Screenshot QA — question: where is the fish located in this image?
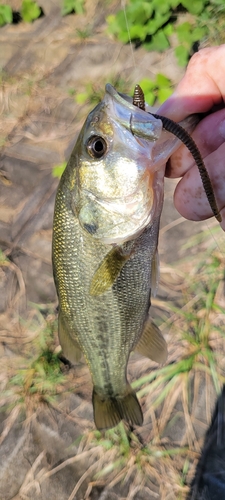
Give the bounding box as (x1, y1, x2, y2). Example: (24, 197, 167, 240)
(52, 83, 201, 430)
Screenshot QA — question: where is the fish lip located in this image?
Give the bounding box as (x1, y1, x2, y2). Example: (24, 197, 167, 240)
(105, 83, 159, 114)
(105, 83, 162, 141)
(105, 83, 142, 113)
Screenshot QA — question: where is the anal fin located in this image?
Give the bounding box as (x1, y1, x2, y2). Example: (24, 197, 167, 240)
(135, 318, 167, 364)
(58, 311, 83, 364)
(92, 384, 143, 430)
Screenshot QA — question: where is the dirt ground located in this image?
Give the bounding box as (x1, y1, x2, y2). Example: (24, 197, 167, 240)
(0, 1, 225, 499)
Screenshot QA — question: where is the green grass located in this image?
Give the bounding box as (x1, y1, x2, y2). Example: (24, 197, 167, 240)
(73, 75, 130, 106)
(0, 308, 67, 416)
(82, 224, 225, 495)
(1, 224, 224, 497)
(52, 225, 225, 497)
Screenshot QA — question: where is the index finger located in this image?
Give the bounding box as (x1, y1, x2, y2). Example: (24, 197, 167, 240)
(159, 45, 225, 122)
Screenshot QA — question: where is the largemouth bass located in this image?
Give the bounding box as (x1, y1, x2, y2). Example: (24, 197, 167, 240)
(52, 84, 200, 430)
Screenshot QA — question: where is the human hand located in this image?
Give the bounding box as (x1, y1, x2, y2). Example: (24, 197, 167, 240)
(158, 45, 225, 231)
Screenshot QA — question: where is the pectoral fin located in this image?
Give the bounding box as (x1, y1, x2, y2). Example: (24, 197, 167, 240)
(90, 247, 130, 296)
(58, 311, 82, 363)
(135, 318, 167, 364)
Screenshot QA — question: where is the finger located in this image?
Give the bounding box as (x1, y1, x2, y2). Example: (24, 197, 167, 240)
(159, 46, 225, 122)
(166, 108, 225, 178)
(174, 142, 225, 224)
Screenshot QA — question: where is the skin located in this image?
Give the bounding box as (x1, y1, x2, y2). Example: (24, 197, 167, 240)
(158, 45, 225, 231)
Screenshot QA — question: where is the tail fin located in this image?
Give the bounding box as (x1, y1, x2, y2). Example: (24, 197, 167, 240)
(92, 385, 143, 430)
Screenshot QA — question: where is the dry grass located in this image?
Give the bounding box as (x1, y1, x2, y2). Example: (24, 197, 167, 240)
(0, 7, 225, 494)
(1, 222, 224, 499)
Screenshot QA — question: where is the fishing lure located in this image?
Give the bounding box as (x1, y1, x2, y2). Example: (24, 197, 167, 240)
(133, 84, 221, 223)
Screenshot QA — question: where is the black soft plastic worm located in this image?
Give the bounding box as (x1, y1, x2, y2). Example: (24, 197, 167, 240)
(133, 84, 221, 223)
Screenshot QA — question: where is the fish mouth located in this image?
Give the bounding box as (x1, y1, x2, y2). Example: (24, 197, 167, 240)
(105, 83, 134, 109)
(105, 84, 162, 141)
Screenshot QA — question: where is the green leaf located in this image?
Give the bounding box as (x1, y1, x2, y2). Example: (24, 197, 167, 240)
(145, 30, 170, 52)
(145, 91, 156, 106)
(21, 0, 41, 23)
(146, 12, 171, 36)
(107, 11, 132, 43)
(52, 162, 67, 178)
(181, 0, 206, 15)
(128, 2, 153, 24)
(175, 45, 190, 67)
(192, 26, 207, 41)
(163, 23, 174, 36)
(168, 0, 180, 7)
(62, 0, 85, 16)
(158, 86, 173, 104)
(176, 22, 192, 44)
(138, 78, 156, 93)
(138, 78, 156, 106)
(155, 73, 171, 87)
(152, 0, 174, 14)
(75, 91, 89, 104)
(0, 5, 13, 26)
(129, 24, 148, 41)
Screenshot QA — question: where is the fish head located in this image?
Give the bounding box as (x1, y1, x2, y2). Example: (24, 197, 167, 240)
(69, 84, 185, 244)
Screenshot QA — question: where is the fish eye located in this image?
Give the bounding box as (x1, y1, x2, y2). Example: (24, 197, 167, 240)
(87, 135, 107, 159)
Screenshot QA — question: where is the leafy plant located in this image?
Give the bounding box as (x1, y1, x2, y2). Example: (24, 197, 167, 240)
(197, 0, 225, 46)
(175, 22, 206, 66)
(21, 0, 41, 22)
(62, 0, 85, 16)
(106, 0, 224, 67)
(0, 5, 12, 26)
(138, 74, 173, 106)
(2, 312, 66, 412)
